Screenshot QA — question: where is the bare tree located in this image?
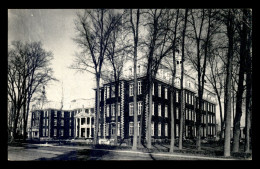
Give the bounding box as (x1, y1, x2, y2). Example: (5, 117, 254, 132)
(104, 13, 129, 145)
(142, 9, 176, 149)
(8, 41, 55, 142)
(244, 10, 252, 152)
(232, 9, 251, 153)
(223, 9, 235, 157)
(186, 9, 216, 150)
(129, 9, 141, 150)
(72, 9, 123, 145)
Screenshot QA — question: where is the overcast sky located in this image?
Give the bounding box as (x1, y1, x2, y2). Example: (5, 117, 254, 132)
(8, 9, 96, 105)
(8, 9, 246, 127)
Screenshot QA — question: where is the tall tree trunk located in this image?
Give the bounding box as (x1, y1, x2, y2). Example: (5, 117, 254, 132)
(94, 74, 101, 145)
(178, 8, 188, 150)
(224, 10, 234, 157)
(170, 88, 175, 152)
(232, 9, 248, 153)
(244, 19, 252, 153)
(132, 39, 138, 150)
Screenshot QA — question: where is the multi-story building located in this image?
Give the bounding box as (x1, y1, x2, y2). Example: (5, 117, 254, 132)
(29, 99, 95, 141)
(95, 53, 217, 144)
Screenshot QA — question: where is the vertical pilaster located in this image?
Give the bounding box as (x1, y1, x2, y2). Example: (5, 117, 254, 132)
(121, 81, 125, 138)
(79, 117, 81, 138)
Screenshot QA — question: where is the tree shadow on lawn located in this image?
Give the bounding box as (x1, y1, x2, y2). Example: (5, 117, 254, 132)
(34, 149, 112, 161)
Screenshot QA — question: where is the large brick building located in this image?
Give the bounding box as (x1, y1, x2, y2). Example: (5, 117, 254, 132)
(94, 55, 217, 144)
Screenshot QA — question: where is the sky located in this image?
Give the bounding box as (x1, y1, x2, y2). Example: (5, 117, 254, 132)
(8, 9, 96, 105)
(8, 9, 245, 127)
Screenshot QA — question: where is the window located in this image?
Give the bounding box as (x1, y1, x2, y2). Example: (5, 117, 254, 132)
(129, 103, 134, 116)
(208, 115, 210, 123)
(158, 123, 161, 136)
(54, 111, 57, 117)
(118, 85, 120, 96)
(186, 109, 188, 120)
(195, 112, 196, 122)
(61, 111, 64, 118)
(61, 119, 64, 126)
(176, 91, 179, 102)
(129, 84, 133, 96)
(158, 85, 161, 97)
(195, 126, 197, 136)
(98, 124, 101, 136)
(46, 129, 48, 136)
(176, 124, 179, 137)
(111, 85, 115, 97)
(107, 86, 110, 98)
(106, 105, 110, 117)
(151, 122, 154, 136)
(129, 122, 134, 136)
(118, 122, 120, 136)
(152, 83, 154, 95)
(165, 123, 168, 136)
(191, 110, 194, 121)
(54, 129, 57, 136)
(176, 107, 179, 119)
(152, 102, 154, 115)
(165, 105, 168, 118)
(42, 128, 45, 136)
(186, 126, 188, 137)
(106, 123, 109, 136)
(118, 104, 120, 116)
(165, 88, 168, 99)
(54, 119, 57, 126)
(60, 129, 64, 136)
(191, 95, 193, 105)
(111, 104, 115, 116)
(138, 121, 140, 136)
(87, 117, 90, 124)
(69, 129, 72, 136)
(46, 119, 49, 126)
(186, 93, 188, 103)
(138, 102, 142, 115)
(138, 81, 142, 95)
(43, 119, 45, 126)
(70, 119, 72, 126)
(204, 114, 206, 124)
(158, 104, 161, 116)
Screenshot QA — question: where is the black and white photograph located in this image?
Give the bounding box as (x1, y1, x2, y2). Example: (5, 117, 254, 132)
(7, 8, 252, 161)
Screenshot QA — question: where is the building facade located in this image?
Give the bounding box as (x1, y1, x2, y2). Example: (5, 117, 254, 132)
(94, 54, 217, 144)
(29, 99, 95, 141)
(95, 77, 217, 144)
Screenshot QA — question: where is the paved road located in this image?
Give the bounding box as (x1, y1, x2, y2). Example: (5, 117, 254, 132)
(8, 144, 239, 161)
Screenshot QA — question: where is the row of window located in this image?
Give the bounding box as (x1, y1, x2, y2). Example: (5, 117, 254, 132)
(129, 83, 169, 99)
(106, 85, 121, 99)
(129, 102, 169, 117)
(148, 122, 168, 137)
(78, 117, 94, 125)
(42, 128, 72, 137)
(105, 123, 121, 136)
(106, 104, 121, 117)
